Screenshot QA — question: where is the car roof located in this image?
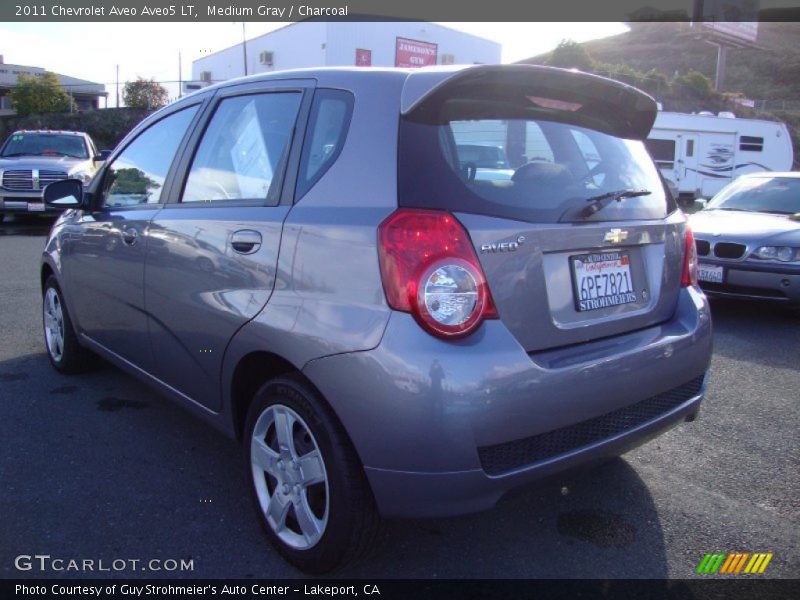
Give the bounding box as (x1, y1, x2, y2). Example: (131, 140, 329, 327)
(191, 66, 414, 96)
(11, 129, 88, 136)
(740, 171, 800, 179)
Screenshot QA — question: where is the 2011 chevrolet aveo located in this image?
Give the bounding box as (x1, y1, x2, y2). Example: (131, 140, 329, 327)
(40, 65, 713, 573)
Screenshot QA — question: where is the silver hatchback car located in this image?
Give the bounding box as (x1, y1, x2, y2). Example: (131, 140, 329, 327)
(41, 65, 713, 573)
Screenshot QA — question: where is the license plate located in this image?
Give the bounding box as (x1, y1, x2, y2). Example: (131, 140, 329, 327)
(571, 251, 637, 312)
(698, 264, 724, 283)
(27, 202, 45, 212)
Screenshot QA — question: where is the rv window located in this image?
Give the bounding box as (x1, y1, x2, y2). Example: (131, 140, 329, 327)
(686, 139, 694, 157)
(645, 138, 675, 169)
(740, 135, 763, 152)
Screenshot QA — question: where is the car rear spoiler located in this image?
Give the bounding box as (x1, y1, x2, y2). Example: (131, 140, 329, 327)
(401, 65, 658, 141)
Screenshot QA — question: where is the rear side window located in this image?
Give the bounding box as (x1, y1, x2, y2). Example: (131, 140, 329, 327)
(296, 89, 354, 199)
(182, 92, 302, 205)
(400, 114, 669, 223)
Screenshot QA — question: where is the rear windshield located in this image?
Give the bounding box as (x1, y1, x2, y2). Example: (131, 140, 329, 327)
(399, 116, 671, 223)
(1, 133, 88, 159)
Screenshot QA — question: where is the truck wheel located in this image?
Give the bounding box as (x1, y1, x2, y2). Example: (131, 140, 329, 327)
(244, 375, 381, 573)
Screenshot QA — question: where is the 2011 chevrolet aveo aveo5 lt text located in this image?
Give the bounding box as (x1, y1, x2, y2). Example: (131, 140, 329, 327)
(40, 65, 713, 573)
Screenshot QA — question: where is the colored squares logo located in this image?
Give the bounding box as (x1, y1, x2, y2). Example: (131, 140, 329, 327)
(697, 552, 773, 575)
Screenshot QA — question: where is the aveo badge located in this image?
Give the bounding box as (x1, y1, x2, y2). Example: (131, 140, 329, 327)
(481, 235, 526, 254)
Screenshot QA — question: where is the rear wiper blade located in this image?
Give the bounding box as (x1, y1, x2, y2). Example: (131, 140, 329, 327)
(580, 189, 651, 218)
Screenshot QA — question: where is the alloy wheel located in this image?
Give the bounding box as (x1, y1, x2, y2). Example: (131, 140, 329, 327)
(43, 287, 65, 362)
(250, 404, 329, 550)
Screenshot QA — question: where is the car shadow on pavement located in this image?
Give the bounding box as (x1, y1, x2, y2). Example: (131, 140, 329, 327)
(708, 297, 800, 370)
(341, 458, 668, 578)
(1, 351, 667, 579)
(0, 214, 56, 236)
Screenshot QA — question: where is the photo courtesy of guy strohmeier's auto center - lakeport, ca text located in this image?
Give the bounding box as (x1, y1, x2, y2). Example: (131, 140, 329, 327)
(0, 1, 798, 599)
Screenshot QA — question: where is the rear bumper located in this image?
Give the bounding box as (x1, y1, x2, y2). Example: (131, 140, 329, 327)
(303, 286, 713, 518)
(365, 384, 703, 518)
(698, 258, 800, 303)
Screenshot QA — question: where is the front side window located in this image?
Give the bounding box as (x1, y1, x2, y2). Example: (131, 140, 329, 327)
(182, 92, 302, 204)
(103, 106, 198, 207)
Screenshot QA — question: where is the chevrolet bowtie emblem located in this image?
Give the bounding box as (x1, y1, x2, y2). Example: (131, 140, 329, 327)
(604, 228, 629, 244)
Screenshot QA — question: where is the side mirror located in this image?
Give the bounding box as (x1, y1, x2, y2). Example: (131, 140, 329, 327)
(93, 149, 112, 163)
(43, 179, 84, 208)
(693, 198, 708, 211)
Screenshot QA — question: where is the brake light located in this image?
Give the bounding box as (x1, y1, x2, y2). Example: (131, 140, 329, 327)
(681, 225, 698, 287)
(378, 209, 497, 338)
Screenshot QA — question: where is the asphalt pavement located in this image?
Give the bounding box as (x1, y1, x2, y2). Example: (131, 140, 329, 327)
(0, 216, 797, 579)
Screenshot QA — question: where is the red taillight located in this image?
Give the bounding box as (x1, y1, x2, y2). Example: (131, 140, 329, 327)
(378, 209, 497, 338)
(681, 225, 698, 287)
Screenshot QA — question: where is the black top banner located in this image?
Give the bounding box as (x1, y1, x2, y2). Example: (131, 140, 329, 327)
(3, 0, 800, 22)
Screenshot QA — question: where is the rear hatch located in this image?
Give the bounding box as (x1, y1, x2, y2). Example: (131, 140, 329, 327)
(399, 65, 685, 353)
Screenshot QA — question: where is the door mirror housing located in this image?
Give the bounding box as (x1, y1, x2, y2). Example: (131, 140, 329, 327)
(693, 198, 708, 211)
(93, 149, 112, 163)
(43, 179, 85, 208)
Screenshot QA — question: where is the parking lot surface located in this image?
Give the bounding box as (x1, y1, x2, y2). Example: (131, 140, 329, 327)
(1, 217, 798, 579)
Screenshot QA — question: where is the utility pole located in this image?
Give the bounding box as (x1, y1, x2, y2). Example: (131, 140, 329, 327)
(115, 64, 120, 107)
(178, 51, 183, 98)
(242, 22, 248, 76)
(714, 43, 728, 92)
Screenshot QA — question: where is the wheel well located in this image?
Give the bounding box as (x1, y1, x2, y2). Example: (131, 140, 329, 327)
(230, 352, 301, 441)
(41, 263, 54, 292)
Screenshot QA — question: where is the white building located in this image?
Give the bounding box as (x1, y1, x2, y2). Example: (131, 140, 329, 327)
(189, 22, 501, 90)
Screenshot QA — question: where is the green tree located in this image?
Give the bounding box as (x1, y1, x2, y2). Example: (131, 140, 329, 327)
(673, 69, 715, 98)
(545, 40, 596, 71)
(122, 77, 169, 109)
(10, 72, 73, 117)
(110, 168, 160, 196)
(642, 69, 671, 97)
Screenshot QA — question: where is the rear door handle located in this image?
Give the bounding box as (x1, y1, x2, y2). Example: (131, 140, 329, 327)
(230, 229, 262, 254)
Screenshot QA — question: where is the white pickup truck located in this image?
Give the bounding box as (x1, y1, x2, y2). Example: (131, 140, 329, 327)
(0, 129, 109, 221)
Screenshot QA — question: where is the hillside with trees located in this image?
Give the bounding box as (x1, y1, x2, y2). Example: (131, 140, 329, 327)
(521, 22, 800, 167)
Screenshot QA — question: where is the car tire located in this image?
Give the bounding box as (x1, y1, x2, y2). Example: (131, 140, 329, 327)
(42, 275, 94, 374)
(244, 374, 381, 574)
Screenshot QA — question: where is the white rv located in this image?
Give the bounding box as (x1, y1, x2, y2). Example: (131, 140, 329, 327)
(646, 111, 794, 201)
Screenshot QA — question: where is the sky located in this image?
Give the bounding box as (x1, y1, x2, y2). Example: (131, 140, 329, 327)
(0, 22, 628, 107)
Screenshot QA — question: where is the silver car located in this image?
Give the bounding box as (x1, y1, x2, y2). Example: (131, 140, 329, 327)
(690, 172, 800, 306)
(0, 129, 107, 220)
(40, 65, 713, 573)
